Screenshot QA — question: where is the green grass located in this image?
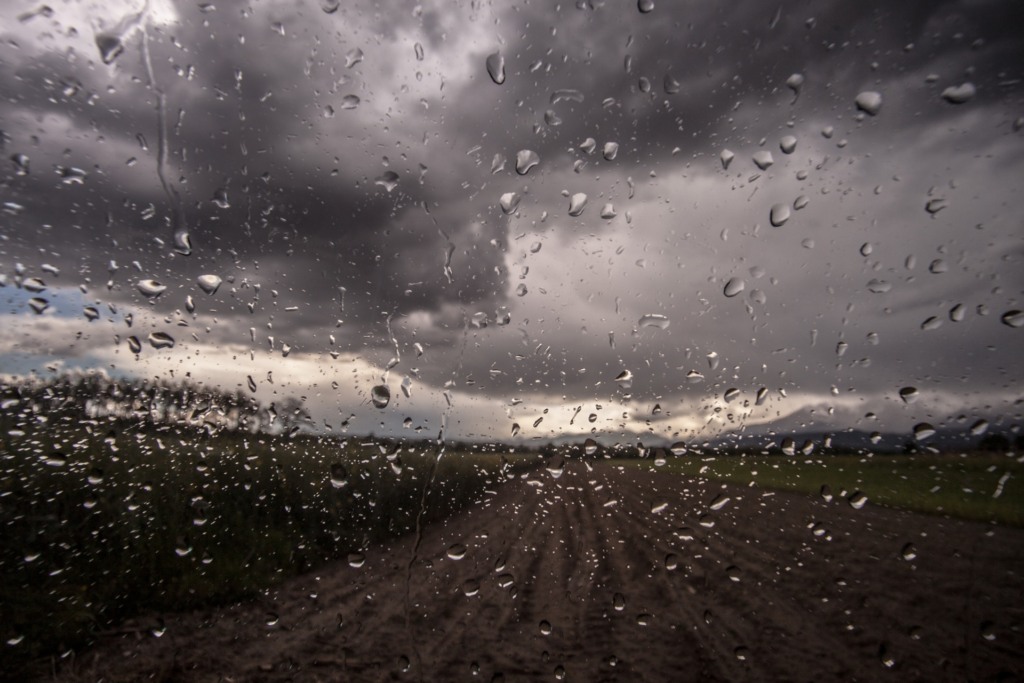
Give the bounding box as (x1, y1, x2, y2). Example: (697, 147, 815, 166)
(640, 453, 1024, 526)
(0, 416, 539, 679)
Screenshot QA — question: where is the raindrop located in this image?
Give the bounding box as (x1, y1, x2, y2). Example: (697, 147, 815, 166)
(540, 620, 553, 635)
(371, 385, 391, 409)
(612, 593, 626, 611)
(720, 149, 734, 169)
(755, 387, 768, 405)
(664, 554, 679, 570)
(1001, 310, 1023, 328)
(794, 195, 809, 210)
(345, 48, 364, 68)
(515, 150, 540, 175)
(848, 491, 868, 510)
(499, 192, 521, 214)
(127, 336, 142, 353)
(900, 543, 917, 561)
(867, 279, 891, 294)
(785, 73, 804, 95)
(614, 370, 633, 388)
(600, 203, 617, 219)
(491, 154, 506, 174)
(212, 188, 230, 208)
(330, 464, 348, 489)
(898, 387, 919, 404)
(913, 422, 936, 441)
(414, 42, 424, 61)
(568, 193, 588, 216)
(511, 423, 520, 437)
(341, 94, 360, 109)
(638, 314, 670, 330)
(546, 455, 565, 478)
(779, 135, 797, 154)
(447, 543, 467, 560)
(855, 91, 882, 116)
(11, 153, 29, 176)
(724, 388, 740, 402)
(723, 277, 745, 298)
(486, 52, 506, 85)
(148, 332, 175, 349)
(669, 442, 687, 456)
(925, 198, 947, 214)
(374, 171, 399, 192)
(579, 138, 597, 154)
(752, 150, 774, 170)
(769, 203, 790, 227)
(663, 72, 680, 94)
(949, 304, 965, 322)
(550, 89, 584, 105)
(462, 579, 480, 597)
(95, 31, 125, 65)
(638, 0, 654, 13)
(584, 438, 598, 456)
(602, 142, 619, 160)
(921, 316, 942, 331)
(197, 274, 222, 295)
(348, 552, 365, 568)
(941, 83, 976, 104)
(137, 279, 167, 298)
(321, 0, 340, 12)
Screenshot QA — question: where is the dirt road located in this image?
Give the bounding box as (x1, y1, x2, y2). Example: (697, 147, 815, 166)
(56, 461, 1024, 682)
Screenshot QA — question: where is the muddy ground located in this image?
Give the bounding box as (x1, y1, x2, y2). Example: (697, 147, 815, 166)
(50, 461, 1023, 682)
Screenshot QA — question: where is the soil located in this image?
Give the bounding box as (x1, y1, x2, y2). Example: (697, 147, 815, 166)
(52, 461, 1024, 682)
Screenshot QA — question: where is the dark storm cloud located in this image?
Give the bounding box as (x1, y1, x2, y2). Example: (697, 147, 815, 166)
(1, 0, 1021, 441)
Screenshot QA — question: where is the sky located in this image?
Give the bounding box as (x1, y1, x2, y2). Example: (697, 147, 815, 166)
(0, 0, 1022, 446)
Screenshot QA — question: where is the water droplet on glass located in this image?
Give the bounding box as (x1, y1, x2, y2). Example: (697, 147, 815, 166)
(925, 198, 947, 214)
(855, 91, 882, 116)
(345, 47, 364, 68)
(638, 314, 670, 330)
(127, 336, 142, 353)
(779, 135, 797, 154)
(11, 153, 29, 176)
(579, 138, 597, 154)
(491, 154, 506, 174)
(921, 316, 942, 331)
(375, 170, 399, 192)
(1001, 310, 1023, 328)
(723, 277, 745, 298)
(669, 442, 687, 456)
(664, 72, 680, 94)
(638, 0, 654, 12)
(329, 463, 348, 489)
(568, 193, 588, 216)
(752, 150, 774, 170)
(848, 491, 868, 510)
(447, 543, 467, 560)
(720, 149, 734, 169)
(148, 332, 175, 349)
(900, 542, 917, 561)
(539, 620, 553, 635)
(724, 387, 740, 402)
(499, 192, 521, 214)
(212, 188, 230, 209)
(321, 0, 340, 12)
(414, 42, 424, 60)
(486, 52, 505, 85)
(612, 592, 626, 611)
(137, 279, 167, 298)
(600, 203, 617, 219)
(786, 73, 804, 95)
(793, 195, 809, 210)
(941, 82, 976, 104)
(913, 422, 936, 441)
(769, 203, 790, 227)
(899, 387, 919, 404)
(371, 385, 390, 409)
(550, 89, 584, 105)
(515, 150, 539, 175)
(949, 304, 965, 322)
(341, 94, 360, 110)
(95, 31, 125, 65)
(867, 279, 891, 294)
(602, 142, 619, 160)
(614, 370, 633, 388)
(197, 274, 222, 295)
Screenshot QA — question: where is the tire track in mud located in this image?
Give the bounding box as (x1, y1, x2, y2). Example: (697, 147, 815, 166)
(57, 460, 1024, 683)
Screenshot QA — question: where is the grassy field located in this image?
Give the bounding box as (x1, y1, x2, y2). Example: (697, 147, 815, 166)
(0, 417, 539, 678)
(641, 452, 1024, 526)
